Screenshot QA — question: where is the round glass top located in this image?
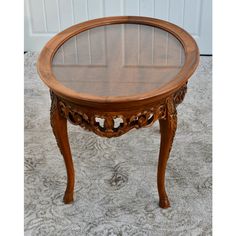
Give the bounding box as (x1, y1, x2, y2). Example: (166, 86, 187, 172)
(52, 23, 185, 97)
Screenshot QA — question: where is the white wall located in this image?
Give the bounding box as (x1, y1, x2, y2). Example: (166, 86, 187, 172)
(24, 0, 212, 54)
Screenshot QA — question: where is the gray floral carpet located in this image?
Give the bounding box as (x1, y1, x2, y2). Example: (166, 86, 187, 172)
(24, 52, 212, 236)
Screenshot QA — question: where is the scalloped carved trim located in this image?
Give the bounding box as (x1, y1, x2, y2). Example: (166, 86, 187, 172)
(51, 84, 186, 138)
(58, 100, 166, 138)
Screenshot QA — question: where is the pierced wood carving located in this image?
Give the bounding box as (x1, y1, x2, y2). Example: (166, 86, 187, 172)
(50, 84, 186, 139)
(58, 99, 166, 138)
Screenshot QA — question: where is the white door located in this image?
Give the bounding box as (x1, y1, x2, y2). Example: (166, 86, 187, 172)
(24, 0, 212, 54)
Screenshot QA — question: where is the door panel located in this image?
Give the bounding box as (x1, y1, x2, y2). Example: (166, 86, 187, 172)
(24, 0, 212, 54)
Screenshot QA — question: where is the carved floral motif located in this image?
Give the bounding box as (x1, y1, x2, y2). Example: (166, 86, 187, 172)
(58, 99, 166, 138)
(50, 84, 186, 138)
(174, 83, 187, 106)
(165, 97, 178, 153)
(50, 91, 64, 155)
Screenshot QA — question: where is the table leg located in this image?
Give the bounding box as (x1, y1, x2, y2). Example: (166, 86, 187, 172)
(50, 92, 74, 204)
(157, 98, 177, 208)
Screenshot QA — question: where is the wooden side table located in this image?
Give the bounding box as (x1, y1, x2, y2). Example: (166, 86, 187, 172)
(37, 16, 199, 208)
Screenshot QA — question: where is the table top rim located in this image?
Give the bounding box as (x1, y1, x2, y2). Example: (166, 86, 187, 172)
(37, 16, 199, 106)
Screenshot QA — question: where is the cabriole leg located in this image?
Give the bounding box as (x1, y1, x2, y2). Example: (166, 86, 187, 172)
(50, 91, 75, 204)
(157, 98, 177, 208)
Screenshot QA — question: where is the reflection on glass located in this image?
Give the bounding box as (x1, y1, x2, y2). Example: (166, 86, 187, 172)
(52, 24, 185, 97)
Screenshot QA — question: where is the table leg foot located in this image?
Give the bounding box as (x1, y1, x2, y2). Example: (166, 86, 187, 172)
(50, 91, 75, 204)
(157, 98, 177, 209)
(63, 191, 74, 204)
(159, 197, 170, 209)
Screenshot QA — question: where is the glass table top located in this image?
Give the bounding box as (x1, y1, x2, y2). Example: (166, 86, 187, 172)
(52, 23, 185, 97)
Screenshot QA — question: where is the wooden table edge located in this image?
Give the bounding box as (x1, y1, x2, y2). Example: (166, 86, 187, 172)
(37, 16, 199, 110)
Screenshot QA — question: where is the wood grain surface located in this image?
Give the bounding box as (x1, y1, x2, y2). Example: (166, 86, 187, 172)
(37, 16, 199, 208)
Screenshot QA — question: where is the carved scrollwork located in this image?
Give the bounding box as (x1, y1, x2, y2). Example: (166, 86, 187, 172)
(166, 97, 177, 153)
(50, 91, 65, 155)
(57, 99, 166, 138)
(58, 101, 90, 131)
(129, 105, 166, 128)
(173, 83, 187, 106)
(51, 83, 187, 138)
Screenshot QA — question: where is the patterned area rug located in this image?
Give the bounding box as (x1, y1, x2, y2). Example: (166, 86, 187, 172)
(24, 52, 212, 236)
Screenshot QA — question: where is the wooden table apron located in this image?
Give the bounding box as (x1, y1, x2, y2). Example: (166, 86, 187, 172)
(37, 16, 199, 209)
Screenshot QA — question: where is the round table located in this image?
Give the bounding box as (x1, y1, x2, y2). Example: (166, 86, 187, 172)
(37, 16, 199, 209)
